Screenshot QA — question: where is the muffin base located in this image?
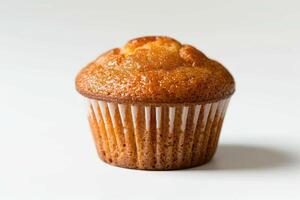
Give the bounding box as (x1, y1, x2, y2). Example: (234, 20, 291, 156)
(87, 98, 230, 170)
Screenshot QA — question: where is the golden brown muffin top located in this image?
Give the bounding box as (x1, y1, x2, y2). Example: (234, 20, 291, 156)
(76, 36, 235, 104)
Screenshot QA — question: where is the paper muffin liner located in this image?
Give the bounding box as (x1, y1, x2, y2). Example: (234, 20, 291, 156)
(87, 98, 231, 170)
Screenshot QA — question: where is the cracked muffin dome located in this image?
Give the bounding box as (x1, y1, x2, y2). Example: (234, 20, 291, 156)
(76, 36, 235, 104)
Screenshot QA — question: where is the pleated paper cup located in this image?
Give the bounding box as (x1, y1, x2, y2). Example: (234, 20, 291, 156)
(87, 98, 231, 170)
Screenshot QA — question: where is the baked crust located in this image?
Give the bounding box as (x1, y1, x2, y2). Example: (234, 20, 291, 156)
(76, 36, 235, 104)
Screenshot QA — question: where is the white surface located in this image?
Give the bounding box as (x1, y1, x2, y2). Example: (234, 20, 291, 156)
(1, 0, 300, 199)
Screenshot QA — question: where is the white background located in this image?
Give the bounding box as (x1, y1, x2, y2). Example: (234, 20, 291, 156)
(1, 0, 300, 199)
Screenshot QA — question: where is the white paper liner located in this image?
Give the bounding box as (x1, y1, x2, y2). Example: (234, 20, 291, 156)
(87, 98, 231, 170)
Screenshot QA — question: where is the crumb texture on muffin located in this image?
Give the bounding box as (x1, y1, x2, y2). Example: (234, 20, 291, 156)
(76, 36, 235, 103)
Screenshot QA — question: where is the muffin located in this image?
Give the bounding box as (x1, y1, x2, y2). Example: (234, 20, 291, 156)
(76, 36, 235, 170)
